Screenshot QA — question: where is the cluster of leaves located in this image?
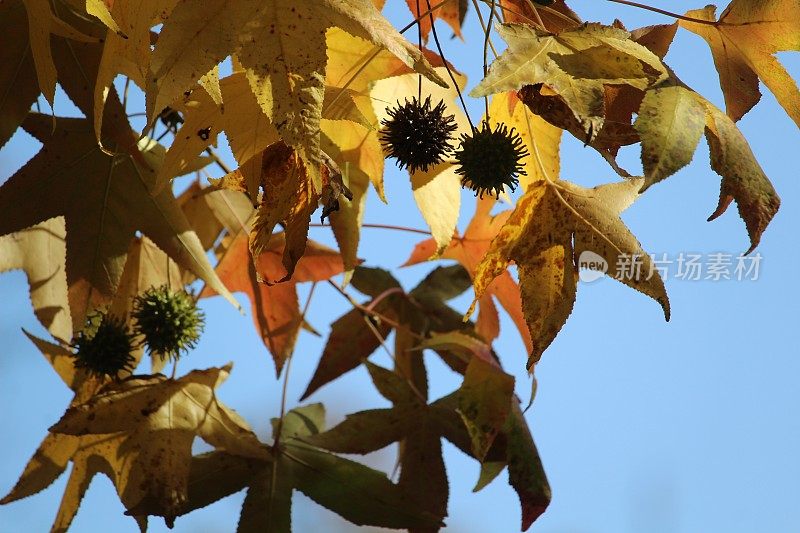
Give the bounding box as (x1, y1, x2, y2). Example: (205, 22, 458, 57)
(0, 0, 795, 530)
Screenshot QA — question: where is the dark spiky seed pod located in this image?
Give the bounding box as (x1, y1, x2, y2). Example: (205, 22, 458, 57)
(132, 286, 205, 362)
(379, 96, 457, 174)
(72, 312, 137, 378)
(454, 121, 529, 198)
(533, 0, 555, 5)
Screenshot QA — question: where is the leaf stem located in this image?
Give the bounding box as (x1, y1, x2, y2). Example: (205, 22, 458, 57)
(425, 0, 476, 130)
(274, 281, 317, 448)
(309, 222, 431, 235)
(605, 0, 717, 25)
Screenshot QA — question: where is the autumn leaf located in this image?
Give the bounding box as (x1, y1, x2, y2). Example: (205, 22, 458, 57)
(0, 1, 39, 149)
(498, 0, 581, 33)
(48, 364, 269, 527)
(308, 363, 453, 528)
(92, 0, 178, 143)
(148, 0, 446, 190)
(371, 68, 471, 252)
(513, 22, 678, 160)
(202, 231, 346, 375)
(405, 197, 533, 354)
(457, 356, 515, 460)
(472, 22, 667, 138)
(302, 265, 476, 398)
(634, 81, 780, 252)
(158, 73, 281, 192)
(177, 180, 254, 254)
(0, 217, 72, 342)
(19, 0, 94, 107)
(679, 0, 800, 126)
(404, 0, 465, 40)
(467, 178, 669, 368)
(0, 114, 238, 329)
(226, 403, 440, 532)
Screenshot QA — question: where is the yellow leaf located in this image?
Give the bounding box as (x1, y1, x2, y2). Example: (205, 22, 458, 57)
(158, 73, 280, 191)
(488, 92, 562, 190)
(371, 68, 470, 252)
(0, 217, 72, 341)
(21, 0, 94, 107)
(148, 0, 446, 192)
(48, 365, 268, 526)
(634, 85, 706, 189)
(469, 179, 669, 368)
(472, 23, 667, 136)
(680, 1, 800, 125)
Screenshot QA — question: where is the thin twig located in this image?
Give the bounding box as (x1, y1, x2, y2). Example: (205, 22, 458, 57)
(204, 146, 232, 174)
(274, 282, 317, 448)
(606, 0, 717, 25)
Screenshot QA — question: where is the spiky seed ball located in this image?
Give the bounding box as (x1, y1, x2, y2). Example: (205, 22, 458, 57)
(533, 0, 555, 5)
(72, 312, 137, 378)
(132, 286, 205, 362)
(379, 96, 457, 174)
(454, 122, 529, 198)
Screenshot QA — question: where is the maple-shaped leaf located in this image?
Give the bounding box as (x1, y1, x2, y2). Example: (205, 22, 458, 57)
(159, 73, 281, 193)
(177, 180, 254, 254)
(302, 265, 476, 398)
(679, 0, 800, 126)
(0, 332, 119, 529)
(634, 81, 780, 252)
(91, 0, 178, 142)
(230, 403, 441, 532)
(468, 178, 669, 368)
(0, 1, 39, 149)
(371, 68, 471, 252)
(19, 0, 94, 107)
(202, 231, 346, 375)
(48, 364, 269, 527)
(405, 197, 533, 354)
(307, 363, 457, 529)
(148, 0, 446, 191)
(320, 119, 375, 276)
(457, 355, 515, 460)
(0, 217, 72, 342)
(0, 113, 238, 329)
(514, 22, 678, 161)
(472, 23, 667, 139)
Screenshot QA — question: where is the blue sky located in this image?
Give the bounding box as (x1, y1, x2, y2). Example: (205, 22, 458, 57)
(2, 1, 800, 532)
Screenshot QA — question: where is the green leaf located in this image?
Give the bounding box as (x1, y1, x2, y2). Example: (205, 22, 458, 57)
(350, 266, 402, 297)
(409, 265, 472, 303)
(287, 442, 442, 529)
(457, 358, 515, 460)
(634, 84, 706, 190)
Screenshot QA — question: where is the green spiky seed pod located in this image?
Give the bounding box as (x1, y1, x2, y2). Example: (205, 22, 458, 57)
(72, 312, 137, 378)
(380, 96, 457, 174)
(454, 121, 528, 198)
(131, 286, 205, 362)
